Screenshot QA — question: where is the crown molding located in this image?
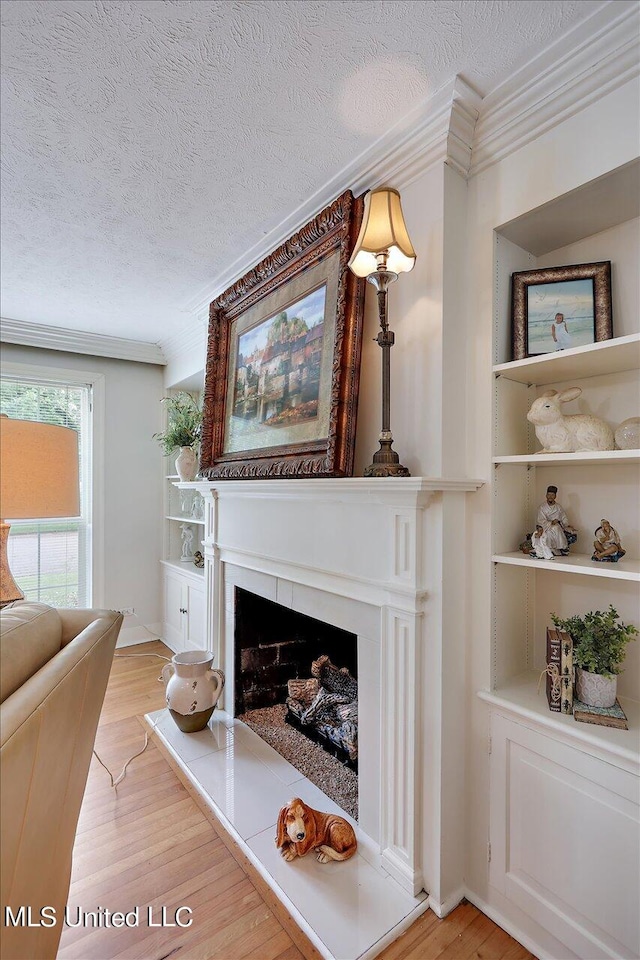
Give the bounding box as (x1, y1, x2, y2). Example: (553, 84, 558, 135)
(161, 312, 207, 363)
(470, 0, 640, 175)
(0, 317, 166, 365)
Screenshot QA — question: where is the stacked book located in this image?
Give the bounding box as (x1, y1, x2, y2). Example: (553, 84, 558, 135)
(546, 626, 573, 715)
(573, 699, 629, 729)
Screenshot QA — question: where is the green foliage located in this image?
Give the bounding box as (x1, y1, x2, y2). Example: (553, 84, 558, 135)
(551, 605, 638, 677)
(0, 382, 82, 429)
(153, 392, 202, 455)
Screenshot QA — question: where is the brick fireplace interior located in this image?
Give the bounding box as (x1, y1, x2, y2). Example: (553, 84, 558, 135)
(234, 587, 357, 714)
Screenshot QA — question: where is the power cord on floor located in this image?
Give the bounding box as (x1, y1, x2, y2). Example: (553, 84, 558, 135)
(93, 651, 171, 789)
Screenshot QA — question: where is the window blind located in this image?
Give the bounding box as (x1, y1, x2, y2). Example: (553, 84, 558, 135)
(1, 377, 92, 607)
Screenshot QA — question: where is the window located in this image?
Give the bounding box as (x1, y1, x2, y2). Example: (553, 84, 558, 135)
(0, 377, 92, 607)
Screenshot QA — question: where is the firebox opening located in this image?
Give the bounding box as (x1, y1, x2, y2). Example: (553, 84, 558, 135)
(234, 588, 358, 818)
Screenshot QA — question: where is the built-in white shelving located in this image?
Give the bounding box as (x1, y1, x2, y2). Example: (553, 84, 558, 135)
(160, 558, 204, 578)
(494, 450, 639, 466)
(479, 671, 639, 772)
(493, 551, 640, 581)
(481, 127, 639, 960)
(493, 331, 640, 384)
(489, 162, 640, 713)
(166, 515, 205, 525)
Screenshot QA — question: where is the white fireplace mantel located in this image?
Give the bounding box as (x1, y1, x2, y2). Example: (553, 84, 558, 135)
(177, 475, 483, 907)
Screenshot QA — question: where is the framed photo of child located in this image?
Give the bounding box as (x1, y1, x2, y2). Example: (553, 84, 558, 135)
(511, 260, 612, 360)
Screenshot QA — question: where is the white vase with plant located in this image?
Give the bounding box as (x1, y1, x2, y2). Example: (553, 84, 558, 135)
(153, 392, 203, 481)
(552, 606, 638, 708)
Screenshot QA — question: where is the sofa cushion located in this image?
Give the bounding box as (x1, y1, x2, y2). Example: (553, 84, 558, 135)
(0, 602, 63, 704)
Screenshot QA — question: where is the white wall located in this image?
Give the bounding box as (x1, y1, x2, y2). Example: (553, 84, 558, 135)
(1, 343, 165, 641)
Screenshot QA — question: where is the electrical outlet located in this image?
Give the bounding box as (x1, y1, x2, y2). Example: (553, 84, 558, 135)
(120, 607, 135, 616)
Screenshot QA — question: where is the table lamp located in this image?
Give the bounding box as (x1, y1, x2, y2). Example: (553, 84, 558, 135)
(0, 415, 80, 606)
(348, 187, 416, 476)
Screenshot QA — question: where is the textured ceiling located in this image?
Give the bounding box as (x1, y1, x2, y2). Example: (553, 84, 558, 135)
(1, 0, 605, 346)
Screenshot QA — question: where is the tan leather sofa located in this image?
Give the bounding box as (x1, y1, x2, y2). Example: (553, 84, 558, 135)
(0, 602, 122, 960)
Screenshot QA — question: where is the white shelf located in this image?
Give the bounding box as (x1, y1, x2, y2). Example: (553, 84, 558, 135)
(493, 551, 640, 581)
(494, 450, 640, 466)
(478, 671, 639, 774)
(166, 515, 205, 525)
(493, 333, 640, 385)
(165, 474, 179, 480)
(160, 559, 205, 578)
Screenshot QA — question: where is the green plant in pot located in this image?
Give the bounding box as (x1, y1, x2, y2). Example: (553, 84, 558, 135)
(153, 392, 203, 481)
(552, 606, 638, 708)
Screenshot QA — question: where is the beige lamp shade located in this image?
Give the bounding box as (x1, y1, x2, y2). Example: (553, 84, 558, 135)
(0, 416, 80, 519)
(348, 187, 417, 278)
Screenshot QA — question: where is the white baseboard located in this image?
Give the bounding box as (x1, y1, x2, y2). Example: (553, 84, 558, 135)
(463, 889, 573, 960)
(427, 886, 466, 919)
(116, 622, 161, 648)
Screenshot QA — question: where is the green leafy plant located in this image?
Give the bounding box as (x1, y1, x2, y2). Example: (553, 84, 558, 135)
(153, 392, 202, 455)
(551, 605, 638, 677)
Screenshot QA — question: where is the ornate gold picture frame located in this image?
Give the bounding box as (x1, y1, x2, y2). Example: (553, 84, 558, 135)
(200, 190, 365, 479)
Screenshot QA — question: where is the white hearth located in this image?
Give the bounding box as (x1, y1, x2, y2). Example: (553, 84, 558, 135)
(146, 706, 429, 960)
(178, 477, 482, 911)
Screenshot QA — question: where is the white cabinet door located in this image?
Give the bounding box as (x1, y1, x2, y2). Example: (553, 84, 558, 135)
(163, 568, 185, 652)
(185, 582, 206, 650)
(490, 712, 640, 960)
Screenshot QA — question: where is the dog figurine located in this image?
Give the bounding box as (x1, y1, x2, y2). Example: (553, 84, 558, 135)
(275, 798, 357, 864)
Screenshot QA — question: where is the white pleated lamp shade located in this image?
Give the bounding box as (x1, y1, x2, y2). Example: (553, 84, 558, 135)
(348, 188, 416, 278)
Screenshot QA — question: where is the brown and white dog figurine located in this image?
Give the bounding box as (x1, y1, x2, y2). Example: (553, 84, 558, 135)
(276, 798, 357, 864)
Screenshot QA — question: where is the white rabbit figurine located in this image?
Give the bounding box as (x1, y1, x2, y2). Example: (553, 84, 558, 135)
(527, 387, 614, 453)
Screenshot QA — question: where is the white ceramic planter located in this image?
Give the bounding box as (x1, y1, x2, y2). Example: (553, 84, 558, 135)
(175, 446, 198, 481)
(575, 667, 617, 708)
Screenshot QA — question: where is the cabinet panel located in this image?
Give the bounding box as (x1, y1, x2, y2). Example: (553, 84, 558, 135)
(185, 583, 206, 649)
(163, 569, 185, 652)
(162, 566, 206, 653)
(490, 713, 640, 959)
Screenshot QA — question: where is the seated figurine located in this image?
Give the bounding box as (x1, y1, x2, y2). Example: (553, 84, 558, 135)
(536, 486, 578, 556)
(530, 524, 555, 560)
(592, 519, 626, 562)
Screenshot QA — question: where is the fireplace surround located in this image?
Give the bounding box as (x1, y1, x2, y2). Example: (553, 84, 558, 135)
(179, 476, 482, 908)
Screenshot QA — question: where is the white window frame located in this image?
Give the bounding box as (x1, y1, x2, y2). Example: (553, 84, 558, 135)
(0, 360, 106, 607)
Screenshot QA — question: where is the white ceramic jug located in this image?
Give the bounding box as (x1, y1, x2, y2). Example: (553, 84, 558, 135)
(161, 651, 225, 732)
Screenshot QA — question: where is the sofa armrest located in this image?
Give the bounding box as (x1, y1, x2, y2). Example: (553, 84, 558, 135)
(1, 612, 122, 746)
(57, 607, 121, 647)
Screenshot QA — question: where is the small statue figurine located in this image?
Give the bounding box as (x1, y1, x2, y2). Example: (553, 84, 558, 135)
(536, 486, 578, 556)
(276, 798, 357, 864)
(530, 524, 555, 560)
(190, 494, 204, 520)
(179, 523, 195, 562)
(592, 519, 626, 562)
(193, 550, 204, 568)
(518, 532, 533, 555)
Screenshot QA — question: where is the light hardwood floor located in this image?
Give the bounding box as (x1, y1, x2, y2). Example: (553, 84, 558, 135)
(58, 641, 534, 960)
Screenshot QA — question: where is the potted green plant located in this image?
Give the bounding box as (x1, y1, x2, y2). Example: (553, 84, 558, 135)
(153, 392, 203, 481)
(552, 606, 638, 708)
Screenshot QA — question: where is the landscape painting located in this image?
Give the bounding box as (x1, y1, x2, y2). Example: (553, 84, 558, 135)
(232, 284, 327, 429)
(200, 189, 365, 479)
